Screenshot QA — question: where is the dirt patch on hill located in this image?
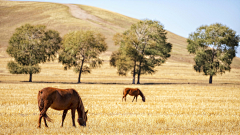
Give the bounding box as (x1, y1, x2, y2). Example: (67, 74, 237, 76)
(65, 4, 122, 33)
(66, 4, 102, 21)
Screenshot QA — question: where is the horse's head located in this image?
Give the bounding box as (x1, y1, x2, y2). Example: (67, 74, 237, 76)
(142, 97, 145, 102)
(78, 110, 88, 126)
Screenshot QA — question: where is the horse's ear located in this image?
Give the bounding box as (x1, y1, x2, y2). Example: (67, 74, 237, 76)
(85, 110, 88, 114)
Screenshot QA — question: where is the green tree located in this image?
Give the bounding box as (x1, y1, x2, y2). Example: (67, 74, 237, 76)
(187, 23, 239, 84)
(6, 24, 62, 82)
(110, 20, 172, 84)
(59, 30, 107, 83)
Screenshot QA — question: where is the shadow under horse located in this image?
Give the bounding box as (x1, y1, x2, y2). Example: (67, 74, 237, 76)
(37, 87, 88, 128)
(122, 88, 145, 102)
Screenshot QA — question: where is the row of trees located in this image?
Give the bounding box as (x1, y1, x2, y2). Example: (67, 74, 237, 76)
(6, 20, 239, 84)
(7, 24, 107, 83)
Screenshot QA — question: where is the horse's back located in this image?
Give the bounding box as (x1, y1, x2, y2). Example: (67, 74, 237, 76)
(38, 87, 80, 110)
(124, 88, 139, 96)
(39, 87, 77, 98)
(124, 88, 138, 92)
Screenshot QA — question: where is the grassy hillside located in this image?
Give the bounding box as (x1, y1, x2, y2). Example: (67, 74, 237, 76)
(0, 1, 137, 53)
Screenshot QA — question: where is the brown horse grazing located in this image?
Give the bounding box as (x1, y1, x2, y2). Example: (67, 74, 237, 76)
(122, 88, 145, 102)
(37, 87, 88, 128)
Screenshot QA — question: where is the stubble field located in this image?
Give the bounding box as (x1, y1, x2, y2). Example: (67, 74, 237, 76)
(0, 56, 240, 134)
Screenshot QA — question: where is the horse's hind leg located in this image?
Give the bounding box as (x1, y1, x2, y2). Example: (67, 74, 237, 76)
(38, 113, 48, 128)
(122, 96, 126, 102)
(38, 104, 45, 128)
(44, 118, 48, 127)
(61, 109, 68, 127)
(38, 101, 52, 128)
(38, 115, 43, 128)
(38, 99, 44, 128)
(38, 112, 49, 128)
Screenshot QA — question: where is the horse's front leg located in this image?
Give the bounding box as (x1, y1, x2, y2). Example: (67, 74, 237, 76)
(132, 96, 136, 102)
(61, 109, 68, 127)
(136, 96, 138, 102)
(71, 109, 76, 127)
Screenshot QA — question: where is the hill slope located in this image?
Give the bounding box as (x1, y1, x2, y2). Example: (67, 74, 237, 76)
(0, 1, 239, 68)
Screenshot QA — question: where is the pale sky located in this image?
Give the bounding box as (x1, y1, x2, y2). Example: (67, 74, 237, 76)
(13, 0, 240, 57)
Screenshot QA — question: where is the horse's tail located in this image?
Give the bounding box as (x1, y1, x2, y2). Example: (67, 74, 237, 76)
(122, 89, 124, 102)
(122, 88, 129, 102)
(43, 114, 52, 122)
(122, 88, 127, 101)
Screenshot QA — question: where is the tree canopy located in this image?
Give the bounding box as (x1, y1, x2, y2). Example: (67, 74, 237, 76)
(59, 30, 107, 83)
(110, 19, 172, 84)
(187, 23, 239, 84)
(6, 24, 62, 82)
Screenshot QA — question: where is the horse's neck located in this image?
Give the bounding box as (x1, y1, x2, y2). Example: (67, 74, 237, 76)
(77, 107, 83, 118)
(139, 90, 144, 98)
(77, 100, 85, 119)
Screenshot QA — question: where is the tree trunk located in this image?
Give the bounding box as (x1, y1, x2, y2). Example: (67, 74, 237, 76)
(137, 73, 141, 84)
(137, 39, 146, 84)
(29, 73, 32, 82)
(137, 61, 142, 84)
(132, 73, 135, 84)
(78, 71, 82, 83)
(78, 59, 84, 83)
(209, 75, 213, 84)
(132, 61, 136, 84)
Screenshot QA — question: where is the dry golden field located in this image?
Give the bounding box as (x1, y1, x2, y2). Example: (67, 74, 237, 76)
(0, 56, 240, 134)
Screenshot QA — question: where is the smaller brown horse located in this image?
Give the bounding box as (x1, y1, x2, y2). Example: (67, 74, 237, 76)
(122, 88, 145, 102)
(37, 87, 88, 128)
